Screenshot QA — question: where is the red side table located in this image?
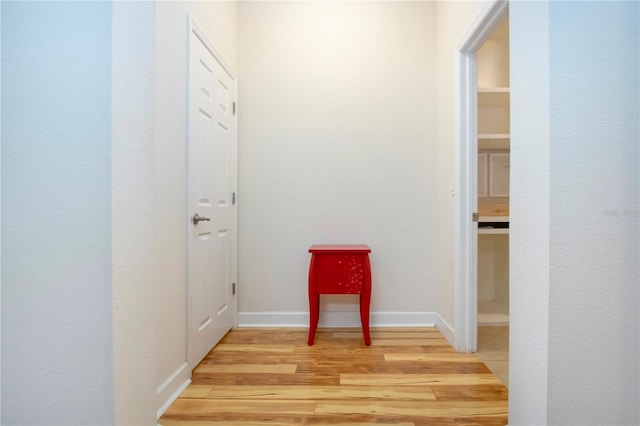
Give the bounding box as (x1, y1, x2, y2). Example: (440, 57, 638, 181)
(307, 244, 372, 346)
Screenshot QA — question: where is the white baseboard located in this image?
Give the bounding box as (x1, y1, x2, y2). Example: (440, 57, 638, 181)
(435, 312, 455, 346)
(238, 311, 436, 328)
(156, 362, 190, 420)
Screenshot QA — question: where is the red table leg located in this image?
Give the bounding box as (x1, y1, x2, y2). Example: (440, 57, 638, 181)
(308, 254, 319, 345)
(360, 255, 372, 346)
(308, 293, 319, 345)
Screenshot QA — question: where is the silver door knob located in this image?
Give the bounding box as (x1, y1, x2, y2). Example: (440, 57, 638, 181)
(192, 213, 211, 225)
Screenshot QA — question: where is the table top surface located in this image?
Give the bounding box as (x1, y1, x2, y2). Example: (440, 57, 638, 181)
(309, 244, 371, 253)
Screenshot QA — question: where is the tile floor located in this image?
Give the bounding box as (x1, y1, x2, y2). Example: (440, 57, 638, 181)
(476, 326, 509, 386)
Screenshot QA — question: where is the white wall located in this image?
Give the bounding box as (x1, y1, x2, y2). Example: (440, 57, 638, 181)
(237, 1, 437, 325)
(510, 1, 640, 424)
(1, 2, 114, 423)
(434, 1, 489, 334)
(3, 1, 237, 422)
(546, 2, 639, 423)
(112, 2, 157, 424)
(509, 2, 550, 421)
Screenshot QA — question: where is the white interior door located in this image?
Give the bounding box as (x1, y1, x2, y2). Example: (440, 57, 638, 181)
(187, 20, 237, 369)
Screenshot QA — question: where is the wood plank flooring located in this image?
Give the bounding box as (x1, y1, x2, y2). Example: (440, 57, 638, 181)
(159, 328, 508, 425)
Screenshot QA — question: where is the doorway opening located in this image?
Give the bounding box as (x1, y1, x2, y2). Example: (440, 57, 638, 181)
(453, 0, 508, 358)
(475, 15, 510, 386)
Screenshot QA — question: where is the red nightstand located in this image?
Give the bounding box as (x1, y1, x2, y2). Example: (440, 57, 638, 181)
(307, 244, 372, 346)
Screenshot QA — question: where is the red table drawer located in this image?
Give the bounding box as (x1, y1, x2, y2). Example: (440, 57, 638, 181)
(316, 254, 364, 274)
(316, 274, 363, 294)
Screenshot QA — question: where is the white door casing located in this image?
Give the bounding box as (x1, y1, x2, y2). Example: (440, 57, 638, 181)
(187, 15, 238, 369)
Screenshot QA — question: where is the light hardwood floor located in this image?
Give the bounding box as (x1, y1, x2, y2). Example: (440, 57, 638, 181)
(159, 327, 508, 425)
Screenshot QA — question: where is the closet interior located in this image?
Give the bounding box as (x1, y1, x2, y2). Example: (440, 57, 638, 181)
(477, 18, 510, 327)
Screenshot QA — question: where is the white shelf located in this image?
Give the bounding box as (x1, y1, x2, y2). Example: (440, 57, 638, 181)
(478, 88, 510, 108)
(479, 133, 510, 138)
(479, 87, 510, 92)
(478, 133, 510, 150)
(479, 215, 509, 222)
(479, 207, 509, 233)
(478, 228, 509, 235)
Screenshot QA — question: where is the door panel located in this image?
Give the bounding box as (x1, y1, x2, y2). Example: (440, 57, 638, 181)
(188, 27, 236, 369)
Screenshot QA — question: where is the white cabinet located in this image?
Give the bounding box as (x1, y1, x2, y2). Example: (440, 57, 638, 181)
(489, 153, 510, 197)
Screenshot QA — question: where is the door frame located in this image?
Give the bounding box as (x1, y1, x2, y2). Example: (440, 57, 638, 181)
(454, 0, 508, 352)
(186, 14, 239, 367)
